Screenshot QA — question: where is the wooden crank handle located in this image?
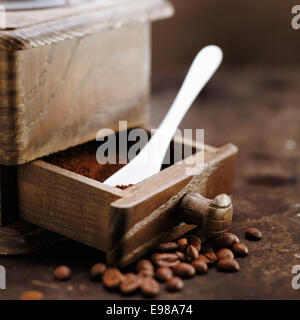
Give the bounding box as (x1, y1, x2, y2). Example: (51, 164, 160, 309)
(178, 193, 233, 238)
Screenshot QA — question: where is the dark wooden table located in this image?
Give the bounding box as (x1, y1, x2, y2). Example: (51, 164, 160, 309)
(0, 66, 299, 299)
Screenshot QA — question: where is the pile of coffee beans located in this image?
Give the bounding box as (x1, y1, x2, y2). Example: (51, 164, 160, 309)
(19, 227, 262, 299)
(90, 227, 261, 298)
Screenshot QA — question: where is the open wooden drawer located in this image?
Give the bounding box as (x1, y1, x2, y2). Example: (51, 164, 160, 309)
(17, 130, 238, 266)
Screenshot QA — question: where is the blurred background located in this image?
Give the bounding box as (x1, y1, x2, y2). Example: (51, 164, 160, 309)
(150, 0, 300, 204)
(153, 0, 299, 72)
(150, 0, 300, 150)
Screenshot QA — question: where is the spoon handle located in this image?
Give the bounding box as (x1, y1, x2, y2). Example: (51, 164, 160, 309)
(104, 46, 223, 186)
(149, 45, 223, 165)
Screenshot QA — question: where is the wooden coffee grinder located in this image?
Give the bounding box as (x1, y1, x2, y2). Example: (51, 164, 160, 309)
(0, 0, 238, 266)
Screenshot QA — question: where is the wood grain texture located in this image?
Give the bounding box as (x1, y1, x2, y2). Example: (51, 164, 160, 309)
(0, 50, 24, 161)
(17, 160, 131, 251)
(0, 0, 173, 165)
(0, 22, 151, 165)
(0, 0, 173, 49)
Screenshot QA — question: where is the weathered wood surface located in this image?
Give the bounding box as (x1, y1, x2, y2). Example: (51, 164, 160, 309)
(0, 23, 151, 165)
(0, 0, 173, 49)
(18, 160, 129, 252)
(0, 66, 299, 299)
(0, 0, 173, 165)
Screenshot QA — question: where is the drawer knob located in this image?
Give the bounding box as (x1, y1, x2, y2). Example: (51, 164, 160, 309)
(179, 193, 233, 238)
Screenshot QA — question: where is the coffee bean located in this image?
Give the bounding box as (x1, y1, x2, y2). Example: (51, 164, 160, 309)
(102, 267, 124, 289)
(166, 276, 184, 292)
(197, 253, 217, 267)
(191, 259, 208, 274)
(54, 265, 72, 281)
(151, 253, 179, 268)
(217, 258, 240, 272)
(173, 262, 196, 278)
(175, 251, 186, 261)
(155, 267, 173, 282)
(177, 238, 188, 252)
(120, 273, 141, 295)
(200, 240, 215, 253)
(187, 235, 201, 252)
(157, 242, 178, 252)
(185, 245, 199, 262)
(141, 277, 160, 297)
(232, 242, 248, 257)
(224, 232, 240, 243)
(136, 259, 154, 277)
(245, 228, 262, 241)
(216, 248, 234, 260)
(204, 252, 218, 266)
(214, 233, 238, 249)
(90, 263, 106, 282)
(20, 290, 44, 300)
(197, 254, 210, 264)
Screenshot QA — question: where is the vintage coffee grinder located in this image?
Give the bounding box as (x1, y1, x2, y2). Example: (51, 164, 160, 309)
(0, 0, 237, 266)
